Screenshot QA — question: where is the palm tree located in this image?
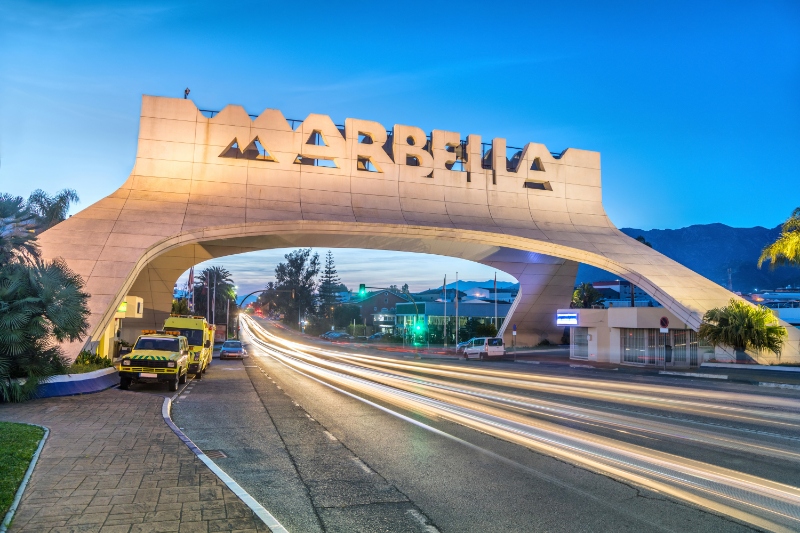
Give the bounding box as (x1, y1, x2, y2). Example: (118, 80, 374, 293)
(571, 282, 605, 308)
(26, 189, 80, 232)
(747, 208, 797, 363)
(758, 207, 800, 270)
(0, 258, 90, 401)
(698, 298, 787, 363)
(0, 194, 38, 264)
(192, 266, 236, 320)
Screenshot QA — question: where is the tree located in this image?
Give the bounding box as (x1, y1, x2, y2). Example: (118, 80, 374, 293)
(758, 207, 800, 270)
(172, 298, 189, 315)
(256, 281, 279, 314)
(0, 194, 38, 264)
(401, 283, 409, 293)
(0, 190, 91, 402)
(636, 235, 653, 248)
(318, 250, 341, 315)
(26, 189, 80, 232)
(0, 259, 90, 402)
(192, 266, 237, 326)
(274, 249, 320, 328)
(698, 298, 787, 363)
(571, 282, 605, 308)
(333, 304, 361, 328)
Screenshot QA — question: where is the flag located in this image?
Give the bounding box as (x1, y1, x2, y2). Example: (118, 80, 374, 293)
(187, 267, 194, 312)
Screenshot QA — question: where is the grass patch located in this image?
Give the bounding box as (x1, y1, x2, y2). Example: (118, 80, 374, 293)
(65, 363, 112, 375)
(0, 422, 45, 518)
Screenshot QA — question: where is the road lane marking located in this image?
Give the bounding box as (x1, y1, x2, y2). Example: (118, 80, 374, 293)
(406, 509, 440, 533)
(162, 398, 289, 533)
(323, 430, 337, 441)
(241, 317, 800, 532)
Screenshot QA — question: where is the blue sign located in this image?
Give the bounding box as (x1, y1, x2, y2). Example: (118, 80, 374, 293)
(556, 312, 578, 326)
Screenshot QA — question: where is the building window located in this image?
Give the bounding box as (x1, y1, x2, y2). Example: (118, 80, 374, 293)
(374, 306, 377, 311)
(571, 328, 589, 360)
(621, 328, 646, 364)
(673, 330, 687, 363)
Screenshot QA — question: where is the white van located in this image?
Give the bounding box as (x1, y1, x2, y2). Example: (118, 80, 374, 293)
(460, 337, 505, 360)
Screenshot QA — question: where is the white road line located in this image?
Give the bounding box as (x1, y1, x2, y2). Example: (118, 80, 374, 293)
(323, 430, 338, 441)
(162, 398, 289, 533)
(350, 457, 375, 475)
(406, 509, 440, 533)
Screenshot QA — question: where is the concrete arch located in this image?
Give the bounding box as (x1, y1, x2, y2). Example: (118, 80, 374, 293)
(38, 96, 800, 361)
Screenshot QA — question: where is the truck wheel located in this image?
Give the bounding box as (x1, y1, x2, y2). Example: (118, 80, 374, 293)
(179, 371, 187, 385)
(169, 378, 178, 392)
(120, 376, 131, 390)
(480, 352, 486, 361)
(196, 370, 203, 380)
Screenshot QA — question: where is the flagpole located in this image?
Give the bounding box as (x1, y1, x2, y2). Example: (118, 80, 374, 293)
(455, 272, 459, 348)
(443, 274, 447, 348)
(494, 272, 498, 331)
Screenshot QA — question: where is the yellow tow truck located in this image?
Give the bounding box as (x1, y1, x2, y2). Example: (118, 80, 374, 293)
(163, 315, 215, 379)
(119, 331, 190, 392)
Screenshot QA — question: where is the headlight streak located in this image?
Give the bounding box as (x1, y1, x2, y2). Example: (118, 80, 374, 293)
(240, 316, 800, 532)
(250, 320, 800, 429)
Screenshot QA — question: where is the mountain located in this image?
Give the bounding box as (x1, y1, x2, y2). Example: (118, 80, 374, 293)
(577, 224, 800, 293)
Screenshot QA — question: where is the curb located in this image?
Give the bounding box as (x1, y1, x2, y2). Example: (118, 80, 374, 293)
(36, 367, 119, 398)
(1, 424, 49, 533)
(758, 382, 800, 390)
(160, 398, 289, 533)
(659, 371, 728, 380)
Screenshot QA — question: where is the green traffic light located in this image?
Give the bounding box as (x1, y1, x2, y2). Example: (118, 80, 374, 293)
(358, 283, 366, 296)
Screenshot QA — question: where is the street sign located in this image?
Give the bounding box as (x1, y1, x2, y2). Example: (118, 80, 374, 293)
(660, 316, 669, 333)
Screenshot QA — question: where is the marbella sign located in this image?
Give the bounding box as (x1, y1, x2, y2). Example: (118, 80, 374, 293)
(216, 112, 557, 190)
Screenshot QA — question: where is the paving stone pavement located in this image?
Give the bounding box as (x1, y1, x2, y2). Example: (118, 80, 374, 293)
(0, 388, 270, 533)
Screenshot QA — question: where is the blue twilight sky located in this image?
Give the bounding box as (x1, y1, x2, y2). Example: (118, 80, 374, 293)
(1, 1, 798, 296)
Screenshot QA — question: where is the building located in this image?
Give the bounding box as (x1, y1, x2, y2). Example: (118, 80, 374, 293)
(747, 290, 800, 327)
(591, 280, 659, 308)
(371, 308, 396, 333)
(396, 301, 511, 344)
(411, 288, 467, 303)
(560, 307, 710, 367)
(349, 290, 410, 327)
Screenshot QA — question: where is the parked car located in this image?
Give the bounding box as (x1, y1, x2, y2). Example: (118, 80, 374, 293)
(320, 331, 354, 341)
(219, 340, 248, 360)
(460, 337, 505, 360)
(367, 332, 385, 341)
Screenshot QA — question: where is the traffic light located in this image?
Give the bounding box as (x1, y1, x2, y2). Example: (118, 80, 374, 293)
(358, 284, 366, 297)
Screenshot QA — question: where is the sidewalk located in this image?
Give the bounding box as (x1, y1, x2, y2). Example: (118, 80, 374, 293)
(0, 389, 269, 533)
(511, 351, 800, 386)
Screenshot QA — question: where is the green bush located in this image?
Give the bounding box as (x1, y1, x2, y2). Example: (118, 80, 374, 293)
(74, 350, 110, 367)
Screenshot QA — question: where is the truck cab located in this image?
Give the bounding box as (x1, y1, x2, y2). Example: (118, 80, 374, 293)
(163, 315, 215, 379)
(119, 331, 190, 391)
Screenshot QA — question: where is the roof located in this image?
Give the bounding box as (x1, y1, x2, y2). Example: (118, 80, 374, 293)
(350, 289, 410, 305)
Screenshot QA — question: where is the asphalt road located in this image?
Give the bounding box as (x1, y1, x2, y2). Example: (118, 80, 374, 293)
(167, 318, 800, 532)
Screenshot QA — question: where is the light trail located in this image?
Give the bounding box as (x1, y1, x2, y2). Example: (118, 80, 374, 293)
(240, 315, 800, 532)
